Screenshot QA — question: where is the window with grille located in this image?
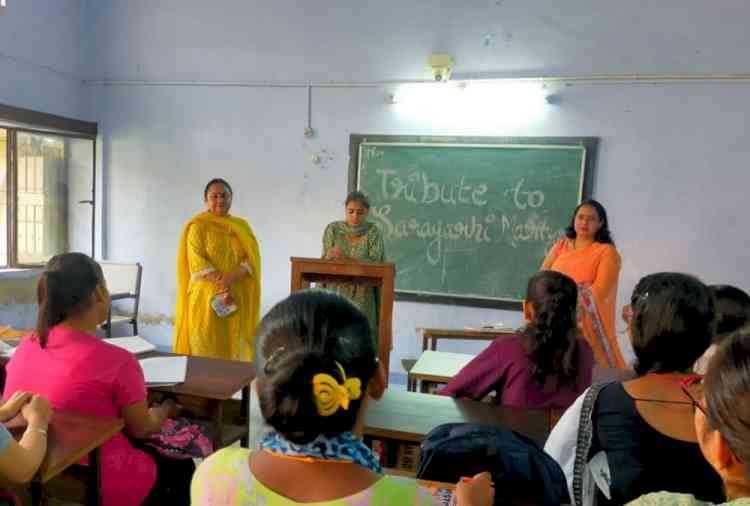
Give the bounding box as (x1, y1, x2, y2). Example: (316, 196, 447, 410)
(0, 125, 95, 267)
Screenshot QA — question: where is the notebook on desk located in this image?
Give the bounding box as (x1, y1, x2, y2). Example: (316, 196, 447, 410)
(139, 356, 187, 386)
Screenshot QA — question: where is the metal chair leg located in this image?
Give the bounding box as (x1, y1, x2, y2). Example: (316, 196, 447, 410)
(30, 481, 44, 506)
(89, 448, 102, 506)
(105, 308, 112, 338)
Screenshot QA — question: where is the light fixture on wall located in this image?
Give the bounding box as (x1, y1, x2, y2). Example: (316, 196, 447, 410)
(389, 52, 554, 123)
(388, 80, 553, 127)
(428, 53, 453, 82)
(391, 80, 550, 110)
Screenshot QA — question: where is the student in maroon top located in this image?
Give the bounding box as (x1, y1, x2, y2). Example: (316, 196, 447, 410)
(440, 270, 595, 409)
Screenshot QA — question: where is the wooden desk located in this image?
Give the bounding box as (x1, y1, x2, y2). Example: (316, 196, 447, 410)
(7, 411, 124, 506)
(143, 352, 255, 451)
(418, 327, 513, 352)
(408, 351, 476, 392)
(1, 346, 255, 451)
(363, 389, 550, 447)
(290, 257, 395, 380)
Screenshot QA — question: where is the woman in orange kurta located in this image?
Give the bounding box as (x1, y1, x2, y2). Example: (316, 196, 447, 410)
(541, 200, 625, 368)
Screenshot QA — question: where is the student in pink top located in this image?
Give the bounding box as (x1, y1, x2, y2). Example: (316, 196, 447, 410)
(440, 270, 594, 409)
(3, 253, 186, 506)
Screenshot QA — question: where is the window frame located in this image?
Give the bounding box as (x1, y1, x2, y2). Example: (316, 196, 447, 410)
(0, 103, 98, 268)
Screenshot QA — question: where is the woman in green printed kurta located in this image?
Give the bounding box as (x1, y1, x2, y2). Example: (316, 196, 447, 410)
(321, 191, 385, 338)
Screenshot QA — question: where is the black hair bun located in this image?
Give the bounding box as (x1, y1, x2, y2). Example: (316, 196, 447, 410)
(260, 348, 364, 444)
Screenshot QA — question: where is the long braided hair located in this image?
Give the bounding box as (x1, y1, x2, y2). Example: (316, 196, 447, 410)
(520, 270, 580, 387)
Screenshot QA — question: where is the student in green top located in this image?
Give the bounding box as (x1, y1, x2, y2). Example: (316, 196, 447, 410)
(321, 191, 385, 339)
(627, 327, 750, 506)
(191, 289, 493, 505)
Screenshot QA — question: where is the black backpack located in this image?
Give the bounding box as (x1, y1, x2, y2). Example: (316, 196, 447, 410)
(416, 423, 570, 506)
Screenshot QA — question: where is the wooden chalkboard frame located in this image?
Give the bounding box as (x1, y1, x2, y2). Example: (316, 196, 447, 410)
(348, 134, 599, 311)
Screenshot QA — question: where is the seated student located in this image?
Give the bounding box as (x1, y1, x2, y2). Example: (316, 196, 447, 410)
(0, 392, 52, 483)
(3, 253, 186, 506)
(439, 270, 594, 409)
(627, 327, 750, 506)
(545, 272, 725, 506)
(191, 289, 494, 506)
(693, 285, 750, 374)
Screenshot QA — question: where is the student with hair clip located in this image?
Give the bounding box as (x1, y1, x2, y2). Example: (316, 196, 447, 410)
(440, 270, 594, 409)
(694, 285, 750, 374)
(546, 272, 724, 506)
(191, 289, 494, 505)
(3, 253, 190, 506)
(627, 327, 750, 505)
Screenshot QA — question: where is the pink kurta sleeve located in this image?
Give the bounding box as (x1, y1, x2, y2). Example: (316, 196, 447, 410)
(112, 353, 148, 408)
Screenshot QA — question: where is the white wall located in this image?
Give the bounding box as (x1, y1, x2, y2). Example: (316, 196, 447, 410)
(84, 0, 750, 81)
(0, 0, 89, 120)
(81, 1, 750, 375)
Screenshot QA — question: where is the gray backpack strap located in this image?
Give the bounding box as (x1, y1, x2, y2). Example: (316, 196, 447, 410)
(571, 381, 611, 506)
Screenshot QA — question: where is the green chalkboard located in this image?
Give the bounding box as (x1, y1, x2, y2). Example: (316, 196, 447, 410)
(349, 135, 597, 306)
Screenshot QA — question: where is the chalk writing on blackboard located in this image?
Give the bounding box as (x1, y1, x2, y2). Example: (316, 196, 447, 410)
(355, 140, 590, 301)
(371, 174, 558, 268)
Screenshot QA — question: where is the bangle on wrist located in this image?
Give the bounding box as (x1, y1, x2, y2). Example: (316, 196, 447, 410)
(27, 427, 47, 436)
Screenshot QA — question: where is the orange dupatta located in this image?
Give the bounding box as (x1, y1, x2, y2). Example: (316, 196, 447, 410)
(541, 239, 625, 368)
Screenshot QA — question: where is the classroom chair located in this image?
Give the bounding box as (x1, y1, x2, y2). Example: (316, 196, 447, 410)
(99, 262, 142, 338)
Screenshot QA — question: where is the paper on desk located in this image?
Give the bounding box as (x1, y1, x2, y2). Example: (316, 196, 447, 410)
(139, 356, 187, 386)
(104, 336, 156, 355)
(464, 322, 512, 331)
(0, 340, 16, 357)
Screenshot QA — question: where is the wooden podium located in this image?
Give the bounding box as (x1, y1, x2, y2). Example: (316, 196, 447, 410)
(290, 257, 395, 380)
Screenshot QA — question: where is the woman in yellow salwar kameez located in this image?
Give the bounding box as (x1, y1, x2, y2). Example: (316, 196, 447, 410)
(541, 199, 626, 369)
(173, 179, 261, 361)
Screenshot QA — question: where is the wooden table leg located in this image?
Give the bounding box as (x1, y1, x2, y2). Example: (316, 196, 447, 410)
(209, 400, 224, 452)
(240, 386, 250, 447)
(31, 481, 44, 506)
(88, 447, 102, 506)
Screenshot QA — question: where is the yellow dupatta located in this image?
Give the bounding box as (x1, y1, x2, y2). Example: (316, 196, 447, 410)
(173, 211, 261, 360)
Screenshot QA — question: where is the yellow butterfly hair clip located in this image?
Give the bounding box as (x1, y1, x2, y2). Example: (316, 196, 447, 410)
(312, 362, 362, 417)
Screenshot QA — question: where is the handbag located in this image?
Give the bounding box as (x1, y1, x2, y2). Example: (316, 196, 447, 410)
(417, 422, 569, 505)
(145, 417, 213, 459)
